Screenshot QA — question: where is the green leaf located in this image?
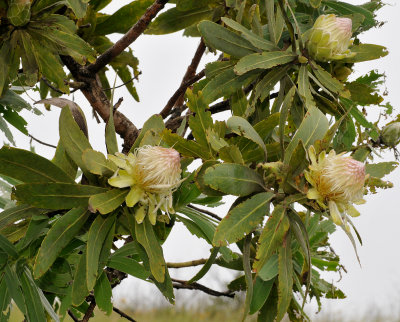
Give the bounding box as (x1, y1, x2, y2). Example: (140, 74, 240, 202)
(135, 217, 166, 283)
(249, 277, 274, 315)
(242, 234, 253, 320)
(198, 21, 258, 58)
(230, 89, 247, 117)
(0, 234, 18, 258)
(279, 86, 296, 160)
(178, 206, 216, 243)
(203, 163, 265, 196)
(277, 233, 293, 322)
(194, 161, 224, 197)
(213, 192, 273, 246)
(86, 215, 116, 290)
(202, 67, 260, 104)
(0, 278, 11, 322)
(82, 149, 117, 177)
(0, 146, 74, 184)
(4, 265, 26, 315)
(95, 0, 154, 35)
(254, 66, 290, 102)
(323, 1, 375, 26)
(107, 256, 150, 280)
(52, 141, 77, 180)
(284, 106, 329, 164)
(131, 114, 165, 152)
(146, 6, 214, 35)
(72, 252, 89, 306)
(298, 65, 316, 109)
(310, 0, 321, 8)
(12, 183, 107, 209)
(94, 271, 113, 315)
(162, 129, 213, 160)
(88, 189, 128, 215)
(343, 44, 389, 63)
(59, 106, 94, 177)
(258, 254, 278, 281)
(188, 247, 219, 283)
(19, 269, 47, 322)
(227, 116, 267, 158)
(366, 162, 398, 179)
(220, 17, 278, 51)
(33, 207, 89, 278)
(234, 52, 297, 75)
(176, 0, 217, 11)
(105, 109, 118, 155)
(187, 89, 213, 150)
(65, 0, 88, 18)
(254, 205, 289, 272)
(313, 64, 349, 97)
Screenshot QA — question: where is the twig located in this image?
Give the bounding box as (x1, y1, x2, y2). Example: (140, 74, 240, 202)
(103, 72, 141, 91)
(113, 97, 124, 112)
(28, 134, 57, 149)
(173, 39, 206, 111)
(113, 307, 137, 322)
(187, 204, 222, 221)
(41, 77, 65, 94)
(68, 310, 79, 322)
(160, 70, 205, 119)
(81, 299, 96, 322)
(167, 258, 207, 268)
(171, 278, 235, 298)
(86, 0, 170, 74)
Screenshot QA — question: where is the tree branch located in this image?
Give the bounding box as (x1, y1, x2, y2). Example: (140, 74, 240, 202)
(81, 299, 96, 322)
(171, 278, 235, 298)
(167, 258, 207, 268)
(159, 70, 205, 119)
(28, 134, 57, 149)
(86, 0, 170, 75)
(68, 310, 79, 322)
(113, 307, 137, 322)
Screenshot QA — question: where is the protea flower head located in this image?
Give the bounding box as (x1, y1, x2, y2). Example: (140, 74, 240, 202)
(108, 146, 182, 225)
(305, 146, 366, 229)
(307, 14, 355, 62)
(381, 122, 400, 148)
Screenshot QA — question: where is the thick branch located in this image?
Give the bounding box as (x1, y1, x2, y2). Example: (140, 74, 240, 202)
(172, 278, 235, 298)
(81, 299, 96, 322)
(86, 0, 169, 74)
(68, 310, 79, 322)
(167, 258, 207, 268)
(159, 70, 205, 119)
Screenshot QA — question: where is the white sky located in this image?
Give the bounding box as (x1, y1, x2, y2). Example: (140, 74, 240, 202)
(2, 0, 400, 320)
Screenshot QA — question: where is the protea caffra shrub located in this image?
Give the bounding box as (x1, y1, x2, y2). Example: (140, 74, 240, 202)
(108, 146, 182, 224)
(305, 146, 367, 230)
(307, 14, 355, 62)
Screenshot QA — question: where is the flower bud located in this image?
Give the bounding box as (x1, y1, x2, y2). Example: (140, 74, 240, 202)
(305, 147, 366, 226)
(307, 14, 355, 62)
(381, 122, 400, 148)
(108, 146, 182, 224)
(7, 0, 31, 27)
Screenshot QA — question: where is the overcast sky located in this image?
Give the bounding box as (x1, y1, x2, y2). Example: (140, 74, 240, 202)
(2, 0, 400, 320)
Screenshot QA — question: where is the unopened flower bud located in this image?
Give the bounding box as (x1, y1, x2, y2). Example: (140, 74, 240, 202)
(381, 122, 400, 148)
(305, 147, 366, 226)
(307, 14, 355, 62)
(108, 146, 182, 224)
(7, 0, 31, 27)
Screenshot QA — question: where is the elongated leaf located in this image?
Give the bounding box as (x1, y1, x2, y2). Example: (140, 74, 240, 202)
(254, 205, 289, 272)
(202, 67, 260, 104)
(4, 265, 26, 314)
(284, 107, 329, 164)
(66, 0, 88, 18)
(249, 277, 274, 314)
(188, 247, 219, 283)
(213, 192, 273, 246)
(107, 256, 150, 280)
(344, 44, 389, 63)
(313, 65, 349, 97)
(221, 17, 278, 51)
(298, 65, 316, 109)
(72, 252, 89, 306)
(146, 6, 214, 35)
(135, 217, 166, 283)
(13, 183, 107, 209)
(254, 66, 290, 102)
(0, 234, 18, 258)
(243, 234, 253, 320)
(95, 0, 154, 35)
(89, 189, 128, 215)
(105, 108, 118, 155)
(203, 163, 265, 196)
(277, 233, 293, 321)
(323, 1, 375, 26)
(0, 146, 74, 183)
(227, 116, 267, 158)
(59, 107, 94, 176)
(82, 149, 117, 177)
(234, 52, 296, 75)
(94, 271, 113, 315)
(20, 269, 46, 322)
(0, 278, 11, 322)
(33, 207, 89, 278)
(198, 21, 258, 58)
(86, 215, 116, 290)
(258, 254, 278, 281)
(279, 86, 296, 160)
(131, 115, 165, 152)
(178, 206, 216, 243)
(52, 141, 77, 180)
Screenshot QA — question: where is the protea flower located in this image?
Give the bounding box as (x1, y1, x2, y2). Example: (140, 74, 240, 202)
(305, 146, 366, 229)
(108, 146, 182, 225)
(307, 14, 355, 62)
